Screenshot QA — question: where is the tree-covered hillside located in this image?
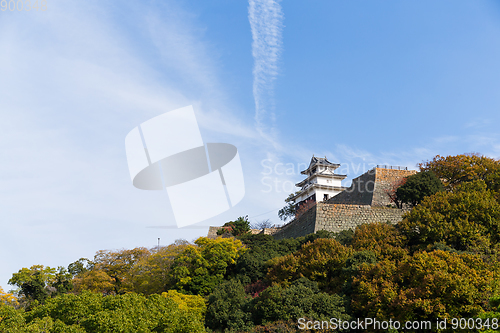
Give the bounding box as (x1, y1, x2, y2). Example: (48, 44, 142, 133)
(2, 153, 500, 333)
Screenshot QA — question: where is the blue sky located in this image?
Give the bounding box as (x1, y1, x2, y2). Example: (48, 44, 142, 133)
(1, 0, 500, 290)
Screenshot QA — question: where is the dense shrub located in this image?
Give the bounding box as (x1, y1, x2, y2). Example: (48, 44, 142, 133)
(395, 170, 444, 207)
(205, 279, 252, 332)
(251, 278, 350, 325)
(266, 238, 353, 293)
(399, 180, 500, 251)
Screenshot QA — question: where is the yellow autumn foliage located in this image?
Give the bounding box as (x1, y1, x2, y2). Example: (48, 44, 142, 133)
(162, 290, 206, 317)
(0, 286, 18, 307)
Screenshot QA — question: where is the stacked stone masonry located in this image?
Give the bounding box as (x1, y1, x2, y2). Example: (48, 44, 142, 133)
(327, 167, 416, 207)
(314, 203, 410, 233)
(207, 226, 280, 239)
(274, 202, 409, 239)
(372, 168, 417, 206)
(272, 205, 317, 240)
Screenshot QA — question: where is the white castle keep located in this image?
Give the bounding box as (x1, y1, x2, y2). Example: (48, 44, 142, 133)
(289, 156, 347, 207)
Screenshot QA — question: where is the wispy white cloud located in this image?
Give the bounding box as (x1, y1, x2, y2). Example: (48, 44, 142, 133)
(334, 144, 374, 162)
(0, 0, 270, 290)
(143, 2, 223, 104)
(248, 0, 284, 146)
(465, 118, 491, 129)
(432, 135, 460, 144)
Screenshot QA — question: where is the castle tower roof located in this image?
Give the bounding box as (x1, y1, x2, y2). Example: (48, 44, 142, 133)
(301, 156, 340, 175)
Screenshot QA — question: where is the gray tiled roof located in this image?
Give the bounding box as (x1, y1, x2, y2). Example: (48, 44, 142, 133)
(301, 156, 340, 174)
(310, 156, 339, 167)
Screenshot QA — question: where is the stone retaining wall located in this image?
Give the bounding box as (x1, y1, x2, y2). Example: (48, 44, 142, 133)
(207, 226, 280, 239)
(314, 202, 409, 233)
(273, 204, 317, 240)
(327, 167, 417, 207)
(327, 169, 376, 206)
(372, 168, 417, 206)
(273, 202, 409, 239)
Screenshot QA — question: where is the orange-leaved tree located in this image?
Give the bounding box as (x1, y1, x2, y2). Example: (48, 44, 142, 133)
(73, 247, 150, 295)
(418, 153, 500, 192)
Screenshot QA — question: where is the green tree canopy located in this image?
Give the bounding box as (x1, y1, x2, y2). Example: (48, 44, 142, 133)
(398, 180, 500, 251)
(278, 202, 295, 222)
(217, 216, 251, 237)
(171, 237, 247, 295)
(8, 265, 63, 306)
(395, 170, 444, 207)
(205, 279, 252, 332)
(0, 291, 206, 333)
(251, 278, 350, 325)
(231, 232, 335, 285)
(266, 238, 353, 293)
(67, 258, 94, 277)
